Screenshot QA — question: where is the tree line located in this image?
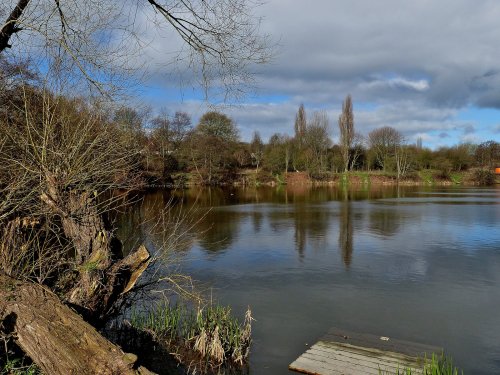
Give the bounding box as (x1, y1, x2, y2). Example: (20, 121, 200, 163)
(109, 95, 500, 185)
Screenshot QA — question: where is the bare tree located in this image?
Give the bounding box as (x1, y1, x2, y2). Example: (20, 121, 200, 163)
(395, 142, 412, 179)
(113, 105, 149, 151)
(233, 147, 251, 168)
(250, 131, 264, 171)
(304, 111, 331, 173)
(474, 140, 499, 168)
(1, 0, 273, 99)
(0, 0, 270, 368)
(338, 94, 354, 172)
(150, 109, 192, 158)
(368, 126, 403, 172)
(170, 111, 192, 148)
(150, 109, 172, 159)
(0, 87, 147, 316)
(349, 133, 365, 171)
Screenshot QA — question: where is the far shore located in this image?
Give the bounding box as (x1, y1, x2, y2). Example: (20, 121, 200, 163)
(161, 169, 500, 189)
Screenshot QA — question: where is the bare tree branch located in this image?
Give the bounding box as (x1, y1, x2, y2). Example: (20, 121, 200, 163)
(1, 0, 273, 100)
(0, 0, 30, 52)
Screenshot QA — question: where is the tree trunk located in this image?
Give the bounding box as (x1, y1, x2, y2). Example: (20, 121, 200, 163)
(0, 0, 30, 52)
(67, 244, 152, 321)
(0, 273, 155, 375)
(40, 172, 151, 319)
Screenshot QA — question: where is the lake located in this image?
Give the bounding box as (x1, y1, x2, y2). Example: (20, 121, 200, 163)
(117, 185, 500, 374)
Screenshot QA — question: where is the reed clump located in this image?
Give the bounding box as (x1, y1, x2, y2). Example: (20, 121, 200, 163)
(130, 302, 252, 373)
(422, 355, 463, 375)
(380, 354, 463, 375)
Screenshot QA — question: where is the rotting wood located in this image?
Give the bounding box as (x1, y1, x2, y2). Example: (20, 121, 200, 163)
(289, 327, 442, 375)
(0, 273, 156, 375)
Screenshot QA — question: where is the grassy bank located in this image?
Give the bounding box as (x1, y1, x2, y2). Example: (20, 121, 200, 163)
(238, 169, 500, 186)
(174, 168, 499, 187)
(130, 302, 252, 373)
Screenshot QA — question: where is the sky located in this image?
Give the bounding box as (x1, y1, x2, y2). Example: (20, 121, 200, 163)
(132, 1, 500, 148)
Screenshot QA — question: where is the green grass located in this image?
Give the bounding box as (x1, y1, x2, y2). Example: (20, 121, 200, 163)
(449, 172, 463, 184)
(340, 172, 349, 185)
(275, 173, 286, 185)
(130, 302, 252, 370)
(379, 354, 463, 375)
(418, 169, 435, 184)
(1, 358, 40, 375)
(352, 171, 371, 184)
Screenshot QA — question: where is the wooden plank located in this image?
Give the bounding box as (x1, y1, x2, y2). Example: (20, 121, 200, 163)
(309, 343, 423, 371)
(314, 341, 426, 366)
(291, 343, 422, 375)
(323, 327, 442, 358)
(295, 353, 385, 375)
(290, 354, 417, 375)
(290, 355, 363, 375)
(289, 328, 442, 375)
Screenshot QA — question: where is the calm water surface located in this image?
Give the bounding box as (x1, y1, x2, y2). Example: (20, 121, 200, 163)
(118, 185, 500, 374)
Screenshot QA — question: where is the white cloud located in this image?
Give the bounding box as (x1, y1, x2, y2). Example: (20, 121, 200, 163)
(360, 78, 429, 92)
(460, 134, 481, 144)
(137, 0, 500, 147)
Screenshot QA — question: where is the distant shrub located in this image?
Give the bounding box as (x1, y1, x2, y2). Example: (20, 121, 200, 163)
(255, 170, 275, 184)
(433, 169, 450, 181)
(473, 169, 495, 185)
(163, 154, 180, 174)
(433, 158, 453, 180)
(400, 171, 419, 181)
(309, 171, 333, 181)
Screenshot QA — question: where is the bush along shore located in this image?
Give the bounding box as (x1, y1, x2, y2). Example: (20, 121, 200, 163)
(129, 302, 253, 374)
(164, 168, 499, 188)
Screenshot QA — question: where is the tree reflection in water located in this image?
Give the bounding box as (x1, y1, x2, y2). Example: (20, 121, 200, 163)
(338, 197, 353, 267)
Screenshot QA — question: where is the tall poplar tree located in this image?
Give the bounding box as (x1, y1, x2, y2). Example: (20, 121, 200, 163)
(338, 95, 354, 172)
(294, 103, 307, 148)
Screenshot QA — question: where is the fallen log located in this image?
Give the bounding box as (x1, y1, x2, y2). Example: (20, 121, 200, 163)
(0, 273, 155, 375)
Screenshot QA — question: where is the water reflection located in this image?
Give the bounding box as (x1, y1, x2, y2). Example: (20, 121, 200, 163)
(252, 211, 263, 233)
(117, 185, 500, 375)
(338, 199, 353, 267)
(195, 209, 241, 252)
(119, 185, 418, 260)
(368, 206, 402, 238)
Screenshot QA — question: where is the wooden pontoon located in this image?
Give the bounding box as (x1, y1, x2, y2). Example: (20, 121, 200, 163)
(289, 327, 442, 375)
